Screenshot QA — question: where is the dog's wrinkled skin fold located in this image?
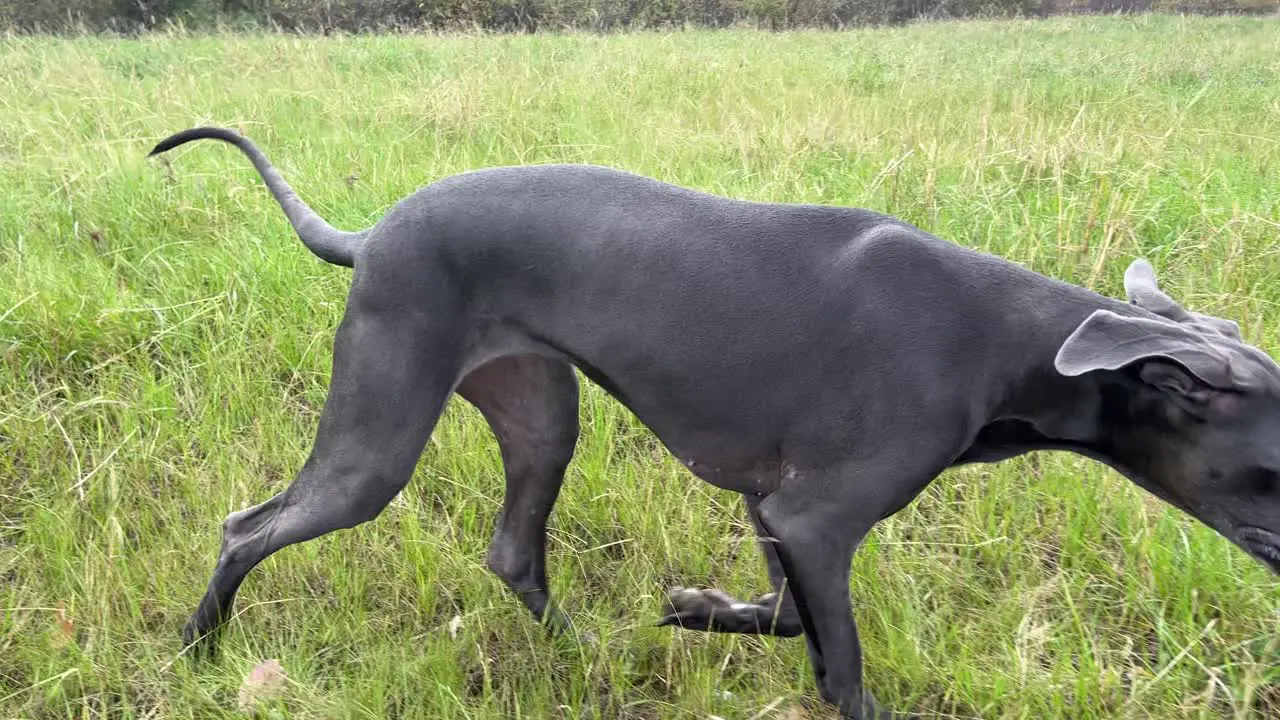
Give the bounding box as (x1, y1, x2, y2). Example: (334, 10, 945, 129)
(151, 127, 1280, 720)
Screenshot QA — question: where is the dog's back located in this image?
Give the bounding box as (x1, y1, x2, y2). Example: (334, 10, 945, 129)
(363, 164, 1105, 478)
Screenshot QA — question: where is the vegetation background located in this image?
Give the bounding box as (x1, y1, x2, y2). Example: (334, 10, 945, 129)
(1, 9, 1279, 720)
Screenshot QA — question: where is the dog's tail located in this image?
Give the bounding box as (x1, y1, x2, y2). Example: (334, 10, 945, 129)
(149, 127, 364, 268)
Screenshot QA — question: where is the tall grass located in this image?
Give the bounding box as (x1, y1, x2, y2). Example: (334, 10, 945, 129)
(1, 15, 1279, 719)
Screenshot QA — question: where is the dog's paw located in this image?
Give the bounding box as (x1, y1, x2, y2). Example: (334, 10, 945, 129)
(857, 691, 900, 720)
(180, 621, 221, 662)
(535, 606, 597, 649)
(659, 586, 741, 627)
(825, 689, 907, 720)
(656, 586, 800, 636)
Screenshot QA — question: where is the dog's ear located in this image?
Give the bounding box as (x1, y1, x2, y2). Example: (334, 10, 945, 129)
(1124, 259, 1189, 321)
(1054, 309, 1234, 407)
(1124, 259, 1243, 341)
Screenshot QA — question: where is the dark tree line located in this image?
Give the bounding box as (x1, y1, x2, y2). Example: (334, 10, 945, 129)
(1, 0, 1273, 33)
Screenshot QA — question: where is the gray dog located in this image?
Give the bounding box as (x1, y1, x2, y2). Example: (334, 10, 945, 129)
(151, 127, 1280, 719)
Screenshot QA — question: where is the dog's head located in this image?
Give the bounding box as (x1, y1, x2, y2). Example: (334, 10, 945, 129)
(1054, 259, 1280, 573)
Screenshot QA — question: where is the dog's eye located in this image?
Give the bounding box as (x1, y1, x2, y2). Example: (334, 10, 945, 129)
(1239, 468, 1279, 495)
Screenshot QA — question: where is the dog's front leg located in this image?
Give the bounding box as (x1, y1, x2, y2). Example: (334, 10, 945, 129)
(753, 456, 946, 720)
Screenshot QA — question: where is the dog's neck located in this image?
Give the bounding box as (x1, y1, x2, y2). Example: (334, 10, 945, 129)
(987, 283, 1152, 461)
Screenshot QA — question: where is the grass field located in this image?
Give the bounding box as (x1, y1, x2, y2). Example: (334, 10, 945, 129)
(2, 14, 1280, 720)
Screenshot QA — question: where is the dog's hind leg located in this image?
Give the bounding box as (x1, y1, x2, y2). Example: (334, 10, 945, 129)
(457, 355, 580, 635)
(658, 494, 803, 637)
(182, 296, 463, 652)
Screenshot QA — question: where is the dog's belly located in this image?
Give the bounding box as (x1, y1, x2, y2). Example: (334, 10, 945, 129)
(460, 327, 791, 497)
(627, 420, 791, 494)
(681, 458, 785, 496)
(563, 366, 795, 496)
